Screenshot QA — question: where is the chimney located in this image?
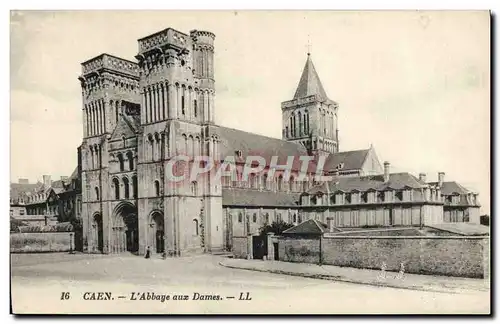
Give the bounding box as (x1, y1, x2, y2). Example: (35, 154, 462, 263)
(419, 173, 427, 183)
(438, 172, 445, 187)
(18, 178, 29, 184)
(42, 175, 52, 188)
(383, 161, 390, 183)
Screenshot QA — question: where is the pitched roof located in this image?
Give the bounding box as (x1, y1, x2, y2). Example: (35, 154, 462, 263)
(216, 126, 313, 171)
(428, 223, 489, 236)
(10, 182, 43, 203)
(308, 172, 427, 194)
(283, 219, 327, 235)
(293, 54, 328, 100)
(110, 114, 140, 140)
(69, 166, 79, 180)
(324, 149, 370, 172)
(429, 181, 472, 195)
(222, 188, 300, 207)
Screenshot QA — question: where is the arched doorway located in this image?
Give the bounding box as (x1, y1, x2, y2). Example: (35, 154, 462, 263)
(112, 202, 139, 254)
(92, 213, 103, 253)
(150, 211, 165, 253)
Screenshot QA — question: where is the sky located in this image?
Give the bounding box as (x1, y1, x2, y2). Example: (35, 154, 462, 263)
(10, 10, 490, 213)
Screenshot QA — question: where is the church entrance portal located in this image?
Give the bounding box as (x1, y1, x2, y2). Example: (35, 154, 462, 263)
(150, 212, 165, 253)
(92, 213, 103, 253)
(112, 202, 139, 254)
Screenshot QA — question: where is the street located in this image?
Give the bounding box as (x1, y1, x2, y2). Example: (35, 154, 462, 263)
(10, 253, 490, 314)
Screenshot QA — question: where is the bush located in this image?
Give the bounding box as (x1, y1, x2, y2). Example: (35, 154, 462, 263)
(259, 220, 294, 236)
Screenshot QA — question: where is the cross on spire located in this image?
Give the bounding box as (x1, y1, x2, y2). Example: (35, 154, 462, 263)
(307, 34, 311, 56)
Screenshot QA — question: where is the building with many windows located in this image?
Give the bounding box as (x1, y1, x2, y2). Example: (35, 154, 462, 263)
(76, 27, 481, 257)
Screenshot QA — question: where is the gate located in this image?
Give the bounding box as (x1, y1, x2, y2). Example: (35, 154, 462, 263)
(252, 235, 268, 260)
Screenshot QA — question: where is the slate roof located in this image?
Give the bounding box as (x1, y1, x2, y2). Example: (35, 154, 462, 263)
(429, 223, 489, 236)
(10, 182, 43, 203)
(324, 149, 370, 172)
(111, 114, 140, 140)
(283, 219, 327, 235)
(307, 172, 427, 194)
(216, 126, 314, 171)
(428, 181, 472, 195)
(69, 167, 79, 181)
(293, 54, 328, 101)
(222, 188, 300, 207)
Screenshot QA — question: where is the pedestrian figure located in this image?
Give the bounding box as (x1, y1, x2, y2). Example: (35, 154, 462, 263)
(162, 251, 167, 260)
(145, 246, 151, 259)
(377, 262, 387, 282)
(395, 262, 405, 281)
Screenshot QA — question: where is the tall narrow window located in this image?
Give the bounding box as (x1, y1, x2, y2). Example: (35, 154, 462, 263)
(191, 181, 198, 196)
(95, 187, 100, 201)
(181, 95, 185, 115)
(123, 177, 130, 199)
(155, 180, 160, 197)
(252, 213, 257, 223)
(132, 176, 138, 199)
(277, 175, 283, 191)
(118, 153, 124, 172)
(127, 151, 134, 171)
(262, 173, 268, 190)
(194, 99, 198, 117)
(304, 111, 309, 135)
(298, 111, 302, 136)
(193, 219, 199, 236)
(113, 178, 120, 200)
(238, 213, 243, 223)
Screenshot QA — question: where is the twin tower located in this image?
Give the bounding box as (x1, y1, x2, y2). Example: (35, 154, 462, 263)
(77, 27, 340, 255)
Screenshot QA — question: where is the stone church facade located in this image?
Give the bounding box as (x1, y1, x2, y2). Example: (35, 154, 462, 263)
(78, 27, 481, 256)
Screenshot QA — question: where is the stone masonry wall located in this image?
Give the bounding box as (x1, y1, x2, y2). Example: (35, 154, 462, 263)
(278, 235, 489, 278)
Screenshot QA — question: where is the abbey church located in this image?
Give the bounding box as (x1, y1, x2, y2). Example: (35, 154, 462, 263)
(77, 27, 481, 256)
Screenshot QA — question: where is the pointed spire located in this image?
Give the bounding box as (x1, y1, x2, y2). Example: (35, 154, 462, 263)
(293, 54, 328, 100)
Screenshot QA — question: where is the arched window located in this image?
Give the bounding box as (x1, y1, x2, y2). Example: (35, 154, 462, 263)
(123, 177, 130, 199)
(238, 212, 243, 223)
(290, 175, 295, 192)
(331, 194, 336, 205)
(95, 187, 100, 201)
(191, 181, 198, 196)
(112, 178, 120, 200)
(293, 213, 297, 223)
(122, 135, 126, 148)
(127, 151, 134, 170)
(132, 176, 138, 199)
(252, 213, 257, 223)
(155, 180, 160, 197)
(249, 174, 256, 189)
(303, 112, 308, 134)
(148, 134, 154, 161)
(194, 99, 198, 118)
(118, 153, 124, 172)
(298, 214, 302, 223)
(277, 175, 283, 191)
(298, 111, 302, 135)
(265, 213, 269, 224)
(193, 219, 199, 236)
(262, 173, 268, 190)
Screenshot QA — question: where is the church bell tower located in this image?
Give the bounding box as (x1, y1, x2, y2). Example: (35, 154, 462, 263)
(281, 53, 339, 156)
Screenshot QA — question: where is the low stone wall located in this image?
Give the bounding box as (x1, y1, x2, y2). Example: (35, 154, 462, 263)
(277, 235, 489, 278)
(10, 232, 75, 253)
(232, 236, 248, 259)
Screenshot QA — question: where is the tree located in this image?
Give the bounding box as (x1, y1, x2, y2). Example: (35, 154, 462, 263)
(259, 219, 294, 236)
